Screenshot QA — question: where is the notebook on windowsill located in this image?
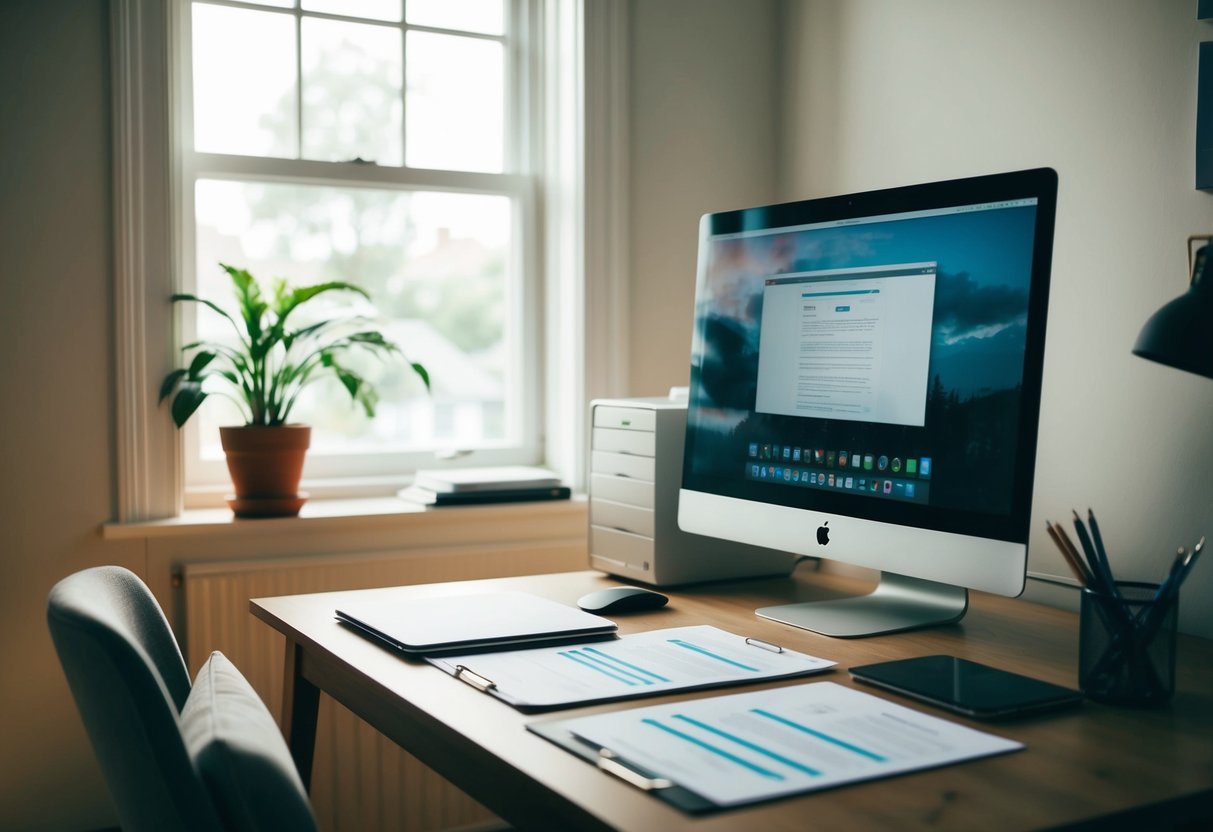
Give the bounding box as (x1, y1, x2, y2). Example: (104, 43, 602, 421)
(413, 466, 563, 493)
(396, 484, 572, 507)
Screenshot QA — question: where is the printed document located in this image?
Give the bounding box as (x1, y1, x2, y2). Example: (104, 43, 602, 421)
(429, 625, 835, 709)
(560, 681, 1022, 806)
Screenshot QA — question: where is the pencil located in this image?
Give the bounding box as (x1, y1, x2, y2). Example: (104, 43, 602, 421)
(1051, 521, 1096, 587)
(1045, 520, 1093, 587)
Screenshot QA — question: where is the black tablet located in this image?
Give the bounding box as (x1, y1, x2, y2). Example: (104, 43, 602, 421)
(850, 655, 1083, 719)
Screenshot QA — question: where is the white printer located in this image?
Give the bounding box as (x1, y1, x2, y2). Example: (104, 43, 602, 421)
(588, 396, 795, 586)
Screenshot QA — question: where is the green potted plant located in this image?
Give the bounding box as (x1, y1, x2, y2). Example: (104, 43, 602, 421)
(159, 263, 429, 517)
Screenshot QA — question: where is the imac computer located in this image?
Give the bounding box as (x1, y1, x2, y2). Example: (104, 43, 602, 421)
(678, 168, 1058, 637)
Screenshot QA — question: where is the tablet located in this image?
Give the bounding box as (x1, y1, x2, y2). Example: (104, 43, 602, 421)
(849, 655, 1083, 719)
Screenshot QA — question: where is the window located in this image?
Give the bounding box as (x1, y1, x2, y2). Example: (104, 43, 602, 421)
(111, 0, 627, 522)
(179, 0, 540, 499)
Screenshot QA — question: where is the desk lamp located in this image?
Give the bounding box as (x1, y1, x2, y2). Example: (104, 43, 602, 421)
(1132, 235, 1213, 378)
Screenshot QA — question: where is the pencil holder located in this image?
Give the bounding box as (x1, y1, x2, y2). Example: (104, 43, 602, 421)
(1078, 581, 1177, 706)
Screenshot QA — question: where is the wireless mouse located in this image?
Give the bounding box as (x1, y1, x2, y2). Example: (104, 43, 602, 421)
(577, 586, 669, 614)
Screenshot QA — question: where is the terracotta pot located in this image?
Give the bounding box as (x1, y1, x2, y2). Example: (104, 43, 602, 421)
(219, 425, 311, 518)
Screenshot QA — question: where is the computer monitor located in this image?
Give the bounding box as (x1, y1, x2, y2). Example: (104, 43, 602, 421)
(678, 168, 1057, 637)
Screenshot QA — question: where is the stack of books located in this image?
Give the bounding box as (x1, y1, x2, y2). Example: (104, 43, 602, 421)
(397, 466, 571, 507)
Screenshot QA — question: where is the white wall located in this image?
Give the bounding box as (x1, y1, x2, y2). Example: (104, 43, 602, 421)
(0, 2, 144, 829)
(627, 0, 782, 395)
(780, 0, 1213, 636)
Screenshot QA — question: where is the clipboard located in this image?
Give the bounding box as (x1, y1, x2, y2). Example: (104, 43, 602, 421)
(335, 590, 617, 655)
(526, 681, 1023, 814)
(429, 625, 835, 712)
(527, 720, 716, 813)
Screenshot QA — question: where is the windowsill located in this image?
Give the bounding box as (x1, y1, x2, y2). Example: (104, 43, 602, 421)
(102, 494, 588, 541)
(180, 475, 418, 510)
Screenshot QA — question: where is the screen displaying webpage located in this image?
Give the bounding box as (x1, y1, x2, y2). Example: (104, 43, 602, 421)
(755, 264, 936, 427)
(685, 196, 1041, 516)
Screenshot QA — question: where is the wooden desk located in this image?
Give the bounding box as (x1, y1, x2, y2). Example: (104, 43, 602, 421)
(252, 569, 1213, 831)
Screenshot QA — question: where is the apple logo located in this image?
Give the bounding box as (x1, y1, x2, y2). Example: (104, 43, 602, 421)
(816, 521, 830, 546)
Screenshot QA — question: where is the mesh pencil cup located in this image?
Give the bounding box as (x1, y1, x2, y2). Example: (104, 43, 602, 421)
(1078, 581, 1177, 706)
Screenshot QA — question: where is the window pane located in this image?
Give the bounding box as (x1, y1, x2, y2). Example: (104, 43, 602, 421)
(193, 179, 514, 459)
(303, 0, 402, 22)
(192, 4, 297, 157)
(406, 32, 503, 172)
(301, 18, 403, 165)
(407, 0, 504, 35)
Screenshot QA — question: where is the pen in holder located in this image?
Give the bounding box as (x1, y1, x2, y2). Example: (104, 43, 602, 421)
(1047, 511, 1202, 707)
(1078, 581, 1177, 706)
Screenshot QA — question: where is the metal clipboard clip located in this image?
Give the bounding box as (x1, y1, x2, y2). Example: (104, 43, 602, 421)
(745, 637, 783, 653)
(596, 747, 673, 791)
(454, 665, 496, 693)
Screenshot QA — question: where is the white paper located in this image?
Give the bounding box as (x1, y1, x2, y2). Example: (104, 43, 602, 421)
(561, 681, 1022, 806)
(755, 264, 936, 427)
(431, 625, 835, 708)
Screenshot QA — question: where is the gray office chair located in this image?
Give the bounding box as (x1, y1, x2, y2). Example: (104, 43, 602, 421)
(47, 565, 317, 832)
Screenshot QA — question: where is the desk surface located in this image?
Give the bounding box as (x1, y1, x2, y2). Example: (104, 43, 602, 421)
(252, 568, 1213, 831)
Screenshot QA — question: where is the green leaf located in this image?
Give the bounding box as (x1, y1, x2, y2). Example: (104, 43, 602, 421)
(275, 281, 369, 320)
(170, 382, 208, 428)
(182, 339, 238, 355)
(336, 368, 361, 398)
(411, 362, 431, 391)
(354, 384, 380, 418)
(159, 368, 187, 403)
(171, 293, 239, 330)
(332, 365, 379, 417)
(345, 330, 400, 352)
(281, 318, 339, 352)
(187, 350, 216, 378)
(221, 263, 266, 344)
(271, 282, 371, 355)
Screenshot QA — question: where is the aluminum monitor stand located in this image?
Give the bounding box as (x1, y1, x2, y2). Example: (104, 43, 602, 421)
(756, 572, 969, 638)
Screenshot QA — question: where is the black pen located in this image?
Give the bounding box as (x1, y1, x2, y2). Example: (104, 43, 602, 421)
(1073, 510, 1116, 597)
(1087, 509, 1111, 582)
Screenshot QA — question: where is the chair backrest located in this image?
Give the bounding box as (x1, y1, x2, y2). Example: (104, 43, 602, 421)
(48, 566, 223, 832)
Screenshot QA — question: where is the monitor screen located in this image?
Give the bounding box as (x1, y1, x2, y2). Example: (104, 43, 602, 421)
(679, 168, 1057, 636)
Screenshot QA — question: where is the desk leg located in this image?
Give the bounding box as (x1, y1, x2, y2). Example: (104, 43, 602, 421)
(281, 638, 320, 792)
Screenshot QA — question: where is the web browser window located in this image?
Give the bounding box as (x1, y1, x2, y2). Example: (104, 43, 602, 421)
(756, 263, 936, 427)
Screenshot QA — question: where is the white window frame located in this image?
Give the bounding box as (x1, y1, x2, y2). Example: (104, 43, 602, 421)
(111, 0, 628, 522)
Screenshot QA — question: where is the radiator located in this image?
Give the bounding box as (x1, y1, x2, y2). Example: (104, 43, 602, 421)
(181, 541, 584, 832)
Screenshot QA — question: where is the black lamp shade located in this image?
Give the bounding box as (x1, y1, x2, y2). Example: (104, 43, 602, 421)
(1132, 263, 1213, 380)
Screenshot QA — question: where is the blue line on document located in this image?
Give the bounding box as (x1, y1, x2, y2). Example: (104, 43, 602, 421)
(668, 640, 760, 672)
(572, 650, 653, 685)
(671, 715, 821, 777)
(642, 719, 785, 780)
(581, 647, 671, 683)
(559, 651, 638, 685)
(750, 709, 888, 762)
